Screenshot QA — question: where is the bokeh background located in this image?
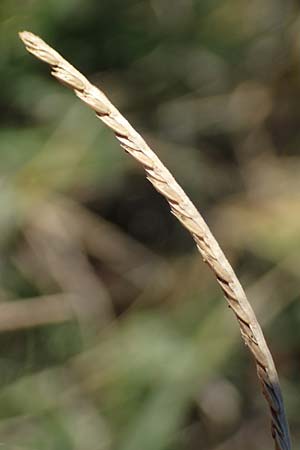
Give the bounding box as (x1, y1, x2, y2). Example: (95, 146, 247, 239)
(0, 0, 300, 449)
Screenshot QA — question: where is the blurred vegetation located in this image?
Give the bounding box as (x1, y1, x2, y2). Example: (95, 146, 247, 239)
(0, 0, 300, 448)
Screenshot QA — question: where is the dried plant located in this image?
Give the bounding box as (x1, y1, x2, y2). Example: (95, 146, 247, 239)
(19, 31, 291, 450)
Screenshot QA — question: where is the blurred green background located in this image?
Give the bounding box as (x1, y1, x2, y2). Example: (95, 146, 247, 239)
(0, 0, 300, 449)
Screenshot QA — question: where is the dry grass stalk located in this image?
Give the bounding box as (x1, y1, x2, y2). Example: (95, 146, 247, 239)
(0, 294, 74, 331)
(19, 31, 291, 450)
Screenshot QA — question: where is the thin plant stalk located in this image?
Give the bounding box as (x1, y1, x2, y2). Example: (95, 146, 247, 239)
(19, 31, 291, 450)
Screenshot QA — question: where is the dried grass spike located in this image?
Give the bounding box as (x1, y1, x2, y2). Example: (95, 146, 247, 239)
(18, 31, 291, 450)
